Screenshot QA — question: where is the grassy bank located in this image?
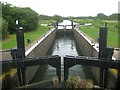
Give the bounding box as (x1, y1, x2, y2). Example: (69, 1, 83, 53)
(0, 23, 51, 50)
(74, 19, 118, 48)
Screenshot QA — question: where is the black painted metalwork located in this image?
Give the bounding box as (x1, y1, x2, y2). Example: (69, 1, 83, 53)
(54, 20, 58, 29)
(16, 25, 26, 85)
(71, 20, 74, 29)
(99, 27, 108, 87)
(2, 53, 119, 89)
(99, 27, 108, 58)
(64, 55, 120, 89)
(57, 25, 74, 27)
(100, 47, 114, 88)
(1, 55, 61, 82)
(64, 55, 119, 79)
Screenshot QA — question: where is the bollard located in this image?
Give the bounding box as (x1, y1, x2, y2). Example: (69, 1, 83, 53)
(27, 39, 31, 43)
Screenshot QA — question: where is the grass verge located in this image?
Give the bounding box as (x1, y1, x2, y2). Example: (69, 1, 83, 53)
(0, 24, 50, 50)
(74, 19, 118, 47)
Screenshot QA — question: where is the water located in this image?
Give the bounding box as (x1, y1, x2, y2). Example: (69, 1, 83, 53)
(31, 20, 96, 84)
(31, 34, 96, 84)
(45, 36, 86, 79)
(58, 20, 77, 29)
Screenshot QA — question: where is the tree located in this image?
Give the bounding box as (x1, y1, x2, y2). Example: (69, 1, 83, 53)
(109, 13, 119, 20)
(2, 18, 8, 39)
(39, 15, 52, 20)
(96, 13, 108, 20)
(12, 7, 39, 32)
(2, 2, 39, 33)
(53, 15, 63, 22)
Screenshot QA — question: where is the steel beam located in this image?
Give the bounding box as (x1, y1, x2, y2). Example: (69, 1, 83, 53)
(64, 56, 120, 81)
(1, 55, 61, 81)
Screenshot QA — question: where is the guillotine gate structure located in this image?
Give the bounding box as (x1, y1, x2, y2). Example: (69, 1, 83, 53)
(1, 22, 120, 89)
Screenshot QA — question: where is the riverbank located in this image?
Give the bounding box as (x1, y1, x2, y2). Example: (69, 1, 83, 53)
(73, 19, 118, 48)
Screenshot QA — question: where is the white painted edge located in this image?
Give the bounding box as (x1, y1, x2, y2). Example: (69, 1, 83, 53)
(25, 28, 55, 56)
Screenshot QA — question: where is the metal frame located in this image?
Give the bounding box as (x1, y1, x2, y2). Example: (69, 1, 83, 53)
(64, 55, 120, 88)
(1, 54, 61, 82)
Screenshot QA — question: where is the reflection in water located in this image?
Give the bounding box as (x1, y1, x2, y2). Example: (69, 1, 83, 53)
(71, 40, 74, 50)
(31, 35, 96, 84)
(56, 41, 59, 50)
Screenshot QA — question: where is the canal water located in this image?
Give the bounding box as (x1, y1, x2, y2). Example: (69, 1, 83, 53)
(31, 33, 97, 84)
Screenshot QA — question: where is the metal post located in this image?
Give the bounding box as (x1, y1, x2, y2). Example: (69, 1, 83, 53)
(56, 21, 58, 29)
(99, 27, 108, 87)
(16, 21, 26, 85)
(99, 27, 108, 58)
(71, 20, 73, 29)
(105, 22, 107, 28)
(10, 49, 22, 86)
(101, 47, 114, 88)
(64, 57, 69, 81)
(49, 56, 61, 82)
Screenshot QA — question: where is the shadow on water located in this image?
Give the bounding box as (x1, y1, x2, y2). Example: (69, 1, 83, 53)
(31, 30, 97, 84)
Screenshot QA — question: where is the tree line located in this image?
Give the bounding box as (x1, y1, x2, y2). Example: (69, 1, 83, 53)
(39, 13, 119, 20)
(39, 14, 64, 23)
(65, 13, 120, 20)
(1, 2, 39, 39)
(1, 2, 119, 39)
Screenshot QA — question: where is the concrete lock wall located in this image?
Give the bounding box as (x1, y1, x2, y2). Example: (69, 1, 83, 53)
(25, 28, 56, 83)
(73, 28, 117, 88)
(73, 28, 100, 83)
(56, 29, 73, 36)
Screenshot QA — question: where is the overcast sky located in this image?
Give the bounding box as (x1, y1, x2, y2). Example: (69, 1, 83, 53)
(1, 0, 120, 17)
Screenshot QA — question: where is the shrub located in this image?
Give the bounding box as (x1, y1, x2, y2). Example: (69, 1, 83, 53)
(2, 18, 8, 39)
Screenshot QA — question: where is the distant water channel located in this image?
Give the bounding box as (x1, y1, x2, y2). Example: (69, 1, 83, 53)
(31, 33, 96, 84)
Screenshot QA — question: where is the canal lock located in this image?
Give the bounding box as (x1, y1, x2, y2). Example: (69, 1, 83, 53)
(30, 28, 97, 86)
